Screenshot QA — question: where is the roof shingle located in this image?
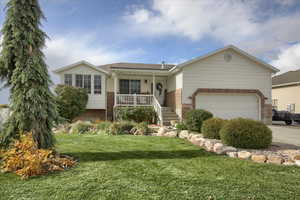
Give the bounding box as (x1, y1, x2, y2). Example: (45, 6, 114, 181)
(272, 69, 300, 86)
(98, 62, 175, 71)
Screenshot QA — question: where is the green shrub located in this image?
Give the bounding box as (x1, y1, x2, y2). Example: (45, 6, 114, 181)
(96, 121, 112, 133)
(108, 121, 136, 135)
(115, 107, 156, 123)
(175, 122, 187, 131)
(131, 122, 150, 135)
(220, 118, 272, 149)
(55, 85, 88, 121)
(70, 121, 93, 134)
(185, 109, 213, 132)
(202, 118, 227, 139)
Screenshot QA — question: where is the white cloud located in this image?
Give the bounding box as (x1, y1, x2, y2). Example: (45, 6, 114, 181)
(125, 0, 300, 57)
(274, 0, 297, 6)
(45, 34, 144, 69)
(125, 0, 257, 42)
(271, 43, 300, 73)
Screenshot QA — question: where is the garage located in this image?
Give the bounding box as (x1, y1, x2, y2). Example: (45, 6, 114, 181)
(195, 93, 260, 120)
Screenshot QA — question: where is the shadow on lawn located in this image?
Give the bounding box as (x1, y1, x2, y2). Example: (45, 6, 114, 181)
(66, 150, 212, 162)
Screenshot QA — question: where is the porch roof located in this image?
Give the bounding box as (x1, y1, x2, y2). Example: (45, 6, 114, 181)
(98, 62, 175, 72)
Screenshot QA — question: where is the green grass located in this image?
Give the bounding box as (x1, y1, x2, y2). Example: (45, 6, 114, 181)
(1, 134, 300, 200)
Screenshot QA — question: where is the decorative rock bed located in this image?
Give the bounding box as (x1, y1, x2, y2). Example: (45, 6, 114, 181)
(153, 127, 300, 166)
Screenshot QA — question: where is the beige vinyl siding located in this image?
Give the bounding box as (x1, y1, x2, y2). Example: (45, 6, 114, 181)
(58, 64, 107, 109)
(167, 72, 183, 92)
(182, 49, 273, 105)
(272, 85, 300, 113)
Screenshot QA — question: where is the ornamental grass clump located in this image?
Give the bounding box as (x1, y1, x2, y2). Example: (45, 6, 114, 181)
(220, 118, 272, 149)
(1, 133, 76, 179)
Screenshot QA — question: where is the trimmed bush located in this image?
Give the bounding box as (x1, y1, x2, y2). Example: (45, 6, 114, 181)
(175, 122, 187, 131)
(202, 118, 227, 139)
(55, 85, 88, 121)
(70, 121, 93, 134)
(185, 109, 213, 132)
(220, 118, 272, 149)
(115, 107, 156, 123)
(95, 121, 112, 134)
(108, 121, 136, 135)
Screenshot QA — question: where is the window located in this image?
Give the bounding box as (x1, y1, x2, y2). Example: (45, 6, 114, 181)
(83, 75, 91, 94)
(287, 104, 296, 113)
(64, 74, 72, 86)
(119, 79, 141, 94)
(75, 74, 83, 88)
(94, 75, 102, 94)
(272, 99, 278, 110)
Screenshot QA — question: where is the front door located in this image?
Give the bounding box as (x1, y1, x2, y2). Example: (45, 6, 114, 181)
(152, 80, 166, 106)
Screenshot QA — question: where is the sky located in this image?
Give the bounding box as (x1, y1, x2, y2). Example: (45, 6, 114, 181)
(1, 0, 300, 104)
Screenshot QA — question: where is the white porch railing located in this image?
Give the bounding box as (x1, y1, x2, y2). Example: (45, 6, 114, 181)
(153, 96, 163, 125)
(115, 94, 153, 106)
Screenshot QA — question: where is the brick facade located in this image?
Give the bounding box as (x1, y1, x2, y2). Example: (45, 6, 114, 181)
(189, 88, 272, 124)
(166, 89, 182, 119)
(106, 92, 114, 121)
(74, 109, 106, 121)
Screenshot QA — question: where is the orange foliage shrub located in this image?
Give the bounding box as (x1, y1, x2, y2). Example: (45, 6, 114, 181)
(1, 133, 76, 179)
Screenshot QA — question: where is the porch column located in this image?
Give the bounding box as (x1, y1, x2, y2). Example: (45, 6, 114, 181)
(113, 73, 118, 106)
(152, 74, 156, 97)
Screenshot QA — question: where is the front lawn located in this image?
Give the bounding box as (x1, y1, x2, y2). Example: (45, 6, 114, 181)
(1, 134, 300, 200)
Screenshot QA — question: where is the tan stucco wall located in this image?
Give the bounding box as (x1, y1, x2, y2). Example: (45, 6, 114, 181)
(272, 85, 300, 112)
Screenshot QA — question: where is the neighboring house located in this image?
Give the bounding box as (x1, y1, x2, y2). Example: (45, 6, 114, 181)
(272, 69, 300, 113)
(53, 45, 279, 125)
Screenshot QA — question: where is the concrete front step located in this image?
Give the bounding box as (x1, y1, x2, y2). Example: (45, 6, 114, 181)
(161, 106, 180, 125)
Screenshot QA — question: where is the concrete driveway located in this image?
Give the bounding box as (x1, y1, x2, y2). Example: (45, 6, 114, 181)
(269, 125, 300, 147)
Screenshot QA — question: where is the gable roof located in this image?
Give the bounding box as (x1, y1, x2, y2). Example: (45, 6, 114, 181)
(53, 60, 109, 75)
(272, 69, 300, 87)
(98, 62, 175, 71)
(171, 45, 279, 73)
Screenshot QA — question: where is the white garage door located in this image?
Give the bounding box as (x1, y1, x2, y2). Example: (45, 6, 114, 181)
(195, 93, 260, 120)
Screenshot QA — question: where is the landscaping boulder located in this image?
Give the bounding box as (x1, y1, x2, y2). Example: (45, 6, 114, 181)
(267, 155, 283, 165)
(227, 151, 238, 158)
(165, 131, 177, 138)
(204, 139, 219, 152)
(213, 143, 224, 154)
(283, 160, 296, 166)
(237, 151, 252, 160)
(179, 130, 189, 139)
(251, 154, 267, 163)
(170, 120, 178, 127)
(190, 134, 203, 145)
(157, 127, 167, 136)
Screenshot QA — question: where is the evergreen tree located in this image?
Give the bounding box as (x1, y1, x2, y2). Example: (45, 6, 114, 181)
(0, 0, 58, 148)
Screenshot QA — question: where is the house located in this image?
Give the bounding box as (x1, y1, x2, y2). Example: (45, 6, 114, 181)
(272, 69, 300, 113)
(53, 45, 279, 125)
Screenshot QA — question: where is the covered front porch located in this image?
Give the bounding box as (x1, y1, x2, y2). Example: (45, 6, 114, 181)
(112, 70, 169, 107)
(111, 69, 171, 125)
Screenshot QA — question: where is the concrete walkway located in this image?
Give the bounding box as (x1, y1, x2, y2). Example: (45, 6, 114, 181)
(269, 125, 300, 147)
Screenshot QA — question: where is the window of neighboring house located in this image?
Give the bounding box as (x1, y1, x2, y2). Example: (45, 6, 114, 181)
(287, 104, 296, 113)
(83, 75, 91, 94)
(119, 79, 141, 94)
(75, 74, 83, 88)
(272, 99, 278, 110)
(64, 74, 72, 86)
(94, 75, 102, 94)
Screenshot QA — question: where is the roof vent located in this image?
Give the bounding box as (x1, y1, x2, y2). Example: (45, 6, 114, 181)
(161, 61, 166, 69)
